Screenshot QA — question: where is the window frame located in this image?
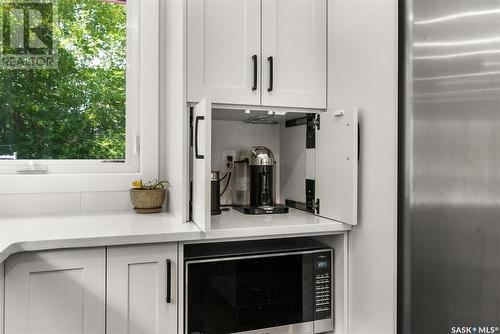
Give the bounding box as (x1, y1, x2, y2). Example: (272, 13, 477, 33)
(0, 0, 159, 194)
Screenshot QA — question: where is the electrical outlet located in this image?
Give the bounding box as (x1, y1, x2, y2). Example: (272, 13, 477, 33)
(221, 150, 236, 173)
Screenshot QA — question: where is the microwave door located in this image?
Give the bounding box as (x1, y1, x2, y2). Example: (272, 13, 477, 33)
(186, 252, 315, 334)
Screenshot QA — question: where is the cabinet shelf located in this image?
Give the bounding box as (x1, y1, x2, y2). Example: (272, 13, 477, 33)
(208, 208, 351, 239)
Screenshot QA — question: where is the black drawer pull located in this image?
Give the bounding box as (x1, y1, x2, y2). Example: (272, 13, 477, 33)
(267, 56, 274, 92)
(252, 55, 257, 91)
(166, 259, 172, 303)
(194, 116, 204, 159)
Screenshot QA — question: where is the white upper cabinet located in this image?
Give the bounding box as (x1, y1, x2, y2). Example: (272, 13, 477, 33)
(262, 0, 327, 109)
(187, 0, 261, 105)
(187, 0, 327, 109)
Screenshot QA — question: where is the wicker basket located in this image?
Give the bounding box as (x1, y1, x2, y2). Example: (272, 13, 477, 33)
(130, 189, 167, 214)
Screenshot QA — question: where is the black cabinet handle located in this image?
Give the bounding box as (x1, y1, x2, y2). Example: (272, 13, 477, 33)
(194, 116, 204, 159)
(267, 56, 273, 92)
(252, 55, 257, 91)
(166, 259, 172, 303)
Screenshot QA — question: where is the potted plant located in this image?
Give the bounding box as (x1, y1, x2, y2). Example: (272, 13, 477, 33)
(130, 179, 170, 213)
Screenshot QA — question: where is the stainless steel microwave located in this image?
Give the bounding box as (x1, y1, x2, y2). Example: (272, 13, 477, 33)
(184, 238, 334, 334)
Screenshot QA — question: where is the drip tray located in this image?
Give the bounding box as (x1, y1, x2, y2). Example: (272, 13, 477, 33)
(233, 204, 289, 215)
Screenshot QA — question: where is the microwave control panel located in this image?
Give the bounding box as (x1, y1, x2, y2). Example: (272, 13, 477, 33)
(314, 251, 333, 320)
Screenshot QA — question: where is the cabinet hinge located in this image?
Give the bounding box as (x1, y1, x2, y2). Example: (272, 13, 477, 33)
(306, 179, 315, 212)
(285, 114, 316, 149)
(306, 114, 316, 149)
(314, 198, 320, 215)
(314, 114, 320, 130)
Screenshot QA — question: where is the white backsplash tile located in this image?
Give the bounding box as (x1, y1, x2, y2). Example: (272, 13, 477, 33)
(81, 191, 133, 212)
(0, 193, 81, 215)
(0, 191, 135, 215)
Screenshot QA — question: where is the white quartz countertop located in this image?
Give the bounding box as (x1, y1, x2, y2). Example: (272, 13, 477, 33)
(0, 211, 202, 263)
(0, 208, 351, 263)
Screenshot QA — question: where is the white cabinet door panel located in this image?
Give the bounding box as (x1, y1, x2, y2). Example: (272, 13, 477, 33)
(316, 107, 358, 225)
(262, 0, 327, 109)
(107, 243, 177, 334)
(4, 248, 106, 334)
(187, 0, 261, 105)
(192, 98, 212, 232)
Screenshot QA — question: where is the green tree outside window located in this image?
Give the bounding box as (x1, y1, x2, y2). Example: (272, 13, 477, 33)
(0, 0, 127, 160)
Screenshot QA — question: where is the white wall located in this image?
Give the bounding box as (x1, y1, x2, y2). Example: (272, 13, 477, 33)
(328, 0, 398, 333)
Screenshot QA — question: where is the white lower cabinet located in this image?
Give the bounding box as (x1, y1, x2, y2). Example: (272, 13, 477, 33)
(4, 248, 106, 334)
(106, 243, 178, 334)
(3, 244, 178, 334)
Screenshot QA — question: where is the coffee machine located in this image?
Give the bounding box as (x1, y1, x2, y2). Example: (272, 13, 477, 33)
(233, 146, 289, 215)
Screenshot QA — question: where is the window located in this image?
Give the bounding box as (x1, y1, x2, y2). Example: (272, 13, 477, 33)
(0, 0, 159, 192)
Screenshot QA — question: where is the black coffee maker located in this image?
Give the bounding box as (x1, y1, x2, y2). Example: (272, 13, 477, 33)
(234, 146, 288, 215)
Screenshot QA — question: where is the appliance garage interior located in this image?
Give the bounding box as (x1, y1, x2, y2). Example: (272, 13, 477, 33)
(207, 108, 356, 218)
(192, 104, 359, 234)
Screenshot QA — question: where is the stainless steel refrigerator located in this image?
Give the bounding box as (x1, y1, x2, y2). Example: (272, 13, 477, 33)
(400, 0, 500, 333)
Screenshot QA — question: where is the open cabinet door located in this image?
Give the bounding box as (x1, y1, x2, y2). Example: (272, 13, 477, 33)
(315, 106, 358, 225)
(192, 98, 212, 232)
